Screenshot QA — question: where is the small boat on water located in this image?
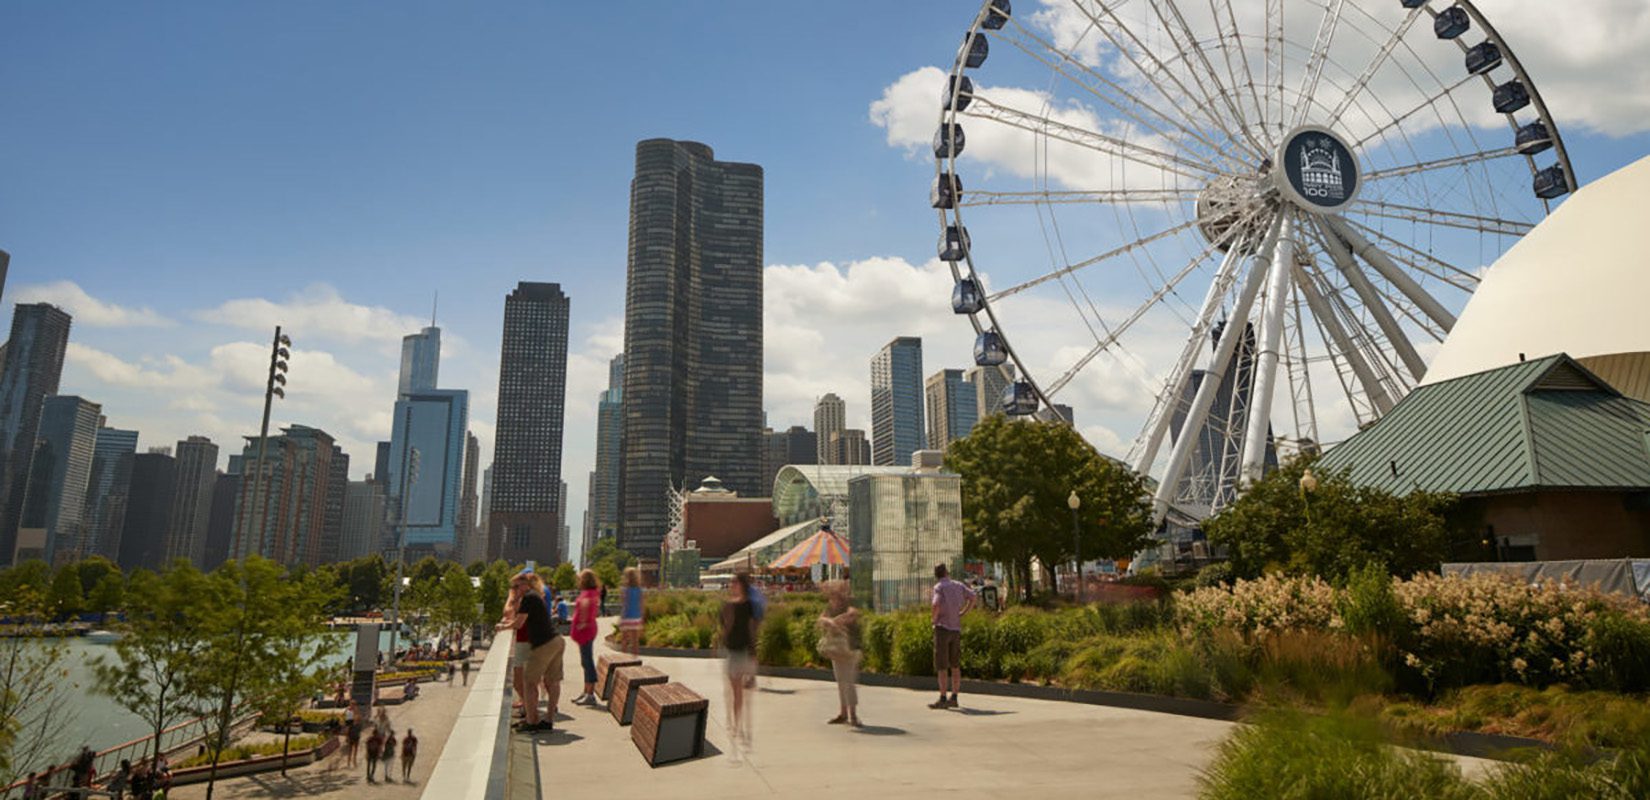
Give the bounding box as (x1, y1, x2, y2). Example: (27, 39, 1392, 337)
(85, 630, 122, 644)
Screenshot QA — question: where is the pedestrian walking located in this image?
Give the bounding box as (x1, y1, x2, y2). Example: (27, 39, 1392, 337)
(570, 569, 601, 705)
(448, 661, 456, 683)
(71, 745, 96, 787)
(130, 761, 152, 800)
(364, 729, 383, 783)
(720, 571, 759, 763)
(599, 584, 608, 616)
(401, 729, 418, 782)
(499, 570, 563, 733)
(619, 567, 645, 656)
(345, 718, 361, 767)
(928, 563, 976, 709)
(19, 772, 42, 800)
(381, 730, 398, 783)
(461, 658, 471, 685)
(108, 758, 132, 799)
(818, 581, 862, 727)
(374, 706, 392, 736)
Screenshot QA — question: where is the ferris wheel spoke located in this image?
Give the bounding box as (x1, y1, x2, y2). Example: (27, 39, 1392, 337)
(1323, 216, 1457, 330)
(1044, 201, 1271, 399)
(1293, 258, 1398, 415)
(998, 19, 1240, 173)
(963, 95, 1218, 181)
(987, 216, 1206, 302)
(1353, 73, 1477, 150)
(1362, 146, 1524, 183)
(960, 188, 1198, 207)
(1263, 0, 1285, 142)
(1147, 0, 1272, 159)
(1307, 217, 1427, 379)
(1327, 5, 1426, 127)
(1208, 0, 1270, 143)
(1340, 218, 1481, 290)
(1348, 200, 1533, 237)
(1289, 0, 1346, 130)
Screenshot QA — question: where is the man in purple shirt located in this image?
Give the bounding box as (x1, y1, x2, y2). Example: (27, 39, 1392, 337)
(929, 563, 976, 709)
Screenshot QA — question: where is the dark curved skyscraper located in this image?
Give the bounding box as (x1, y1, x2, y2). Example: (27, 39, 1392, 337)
(619, 139, 763, 557)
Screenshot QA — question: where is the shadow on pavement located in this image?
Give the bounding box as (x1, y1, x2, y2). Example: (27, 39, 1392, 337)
(229, 770, 356, 797)
(757, 688, 797, 695)
(530, 729, 586, 746)
(849, 724, 908, 736)
(949, 708, 1016, 717)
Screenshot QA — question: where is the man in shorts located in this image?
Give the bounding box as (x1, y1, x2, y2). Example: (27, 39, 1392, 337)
(929, 563, 975, 709)
(501, 572, 564, 732)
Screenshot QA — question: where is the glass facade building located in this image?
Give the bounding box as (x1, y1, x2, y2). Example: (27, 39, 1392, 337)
(387, 389, 469, 551)
(83, 426, 138, 561)
(20, 395, 100, 563)
(620, 138, 764, 557)
(871, 337, 925, 467)
(398, 326, 441, 397)
(0, 303, 71, 564)
(847, 472, 964, 612)
(924, 368, 978, 453)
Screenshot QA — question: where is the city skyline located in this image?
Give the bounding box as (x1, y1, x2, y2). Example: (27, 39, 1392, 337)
(5, 3, 1650, 565)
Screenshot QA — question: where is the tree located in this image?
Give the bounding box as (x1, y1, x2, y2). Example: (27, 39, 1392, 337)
(93, 564, 215, 766)
(594, 559, 622, 590)
(584, 537, 634, 570)
(410, 555, 443, 584)
(0, 580, 77, 787)
(88, 573, 126, 616)
(478, 560, 513, 624)
(74, 556, 121, 599)
(431, 564, 479, 650)
(246, 569, 335, 775)
(343, 555, 388, 612)
(0, 561, 51, 603)
(47, 565, 84, 619)
(549, 562, 576, 592)
(1203, 456, 1460, 582)
(944, 416, 1155, 601)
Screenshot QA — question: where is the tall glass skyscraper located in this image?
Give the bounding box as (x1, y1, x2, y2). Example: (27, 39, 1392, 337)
(20, 395, 100, 563)
(619, 139, 763, 557)
(387, 389, 469, 553)
(84, 426, 139, 561)
(924, 368, 978, 453)
(398, 326, 441, 397)
(0, 303, 71, 564)
(490, 282, 569, 565)
(592, 354, 623, 546)
(871, 337, 925, 466)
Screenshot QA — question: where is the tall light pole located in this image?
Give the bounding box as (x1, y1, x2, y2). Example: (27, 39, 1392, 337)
(387, 443, 420, 668)
(245, 326, 291, 560)
(1067, 490, 1083, 605)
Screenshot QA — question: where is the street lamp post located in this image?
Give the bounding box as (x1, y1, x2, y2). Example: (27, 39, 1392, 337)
(1067, 490, 1082, 605)
(246, 327, 291, 559)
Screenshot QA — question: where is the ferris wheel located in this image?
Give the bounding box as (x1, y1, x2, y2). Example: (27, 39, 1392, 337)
(934, 0, 1577, 522)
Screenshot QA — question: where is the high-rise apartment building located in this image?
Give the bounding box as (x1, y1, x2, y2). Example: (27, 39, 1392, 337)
(340, 480, 385, 563)
(319, 445, 348, 564)
(591, 355, 623, 547)
(19, 395, 100, 563)
(118, 452, 176, 572)
(924, 369, 978, 453)
(203, 470, 238, 570)
(83, 426, 138, 561)
(619, 139, 764, 557)
(760, 425, 817, 493)
(387, 389, 468, 556)
(965, 364, 1015, 422)
(230, 425, 337, 566)
(479, 465, 494, 560)
(398, 326, 441, 397)
(829, 429, 872, 466)
(870, 337, 925, 467)
(581, 469, 599, 563)
(491, 282, 570, 565)
(813, 394, 845, 465)
(458, 433, 481, 565)
(166, 436, 218, 567)
(0, 303, 72, 563)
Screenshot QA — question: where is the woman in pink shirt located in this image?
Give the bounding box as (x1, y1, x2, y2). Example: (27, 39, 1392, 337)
(570, 569, 602, 705)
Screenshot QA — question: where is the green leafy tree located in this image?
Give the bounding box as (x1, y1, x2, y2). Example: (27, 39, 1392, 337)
(0, 581, 77, 786)
(344, 555, 388, 612)
(93, 564, 215, 764)
(0, 561, 51, 603)
(247, 570, 336, 775)
(73, 556, 121, 598)
(594, 559, 622, 590)
(478, 560, 513, 624)
(47, 565, 84, 619)
(549, 562, 577, 592)
(432, 564, 480, 650)
(88, 573, 125, 616)
(944, 416, 1155, 601)
(411, 555, 444, 584)
(584, 537, 634, 570)
(466, 560, 486, 577)
(1204, 456, 1459, 582)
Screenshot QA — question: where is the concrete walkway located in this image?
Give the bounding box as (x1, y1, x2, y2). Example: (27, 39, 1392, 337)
(169, 657, 481, 799)
(526, 624, 1235, 799)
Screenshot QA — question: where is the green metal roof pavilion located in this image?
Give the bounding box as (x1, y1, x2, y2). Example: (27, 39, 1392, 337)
(1317, 354, 1650, 496)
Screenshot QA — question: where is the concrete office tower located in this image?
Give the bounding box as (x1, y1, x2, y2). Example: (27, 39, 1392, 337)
(591, 355, 623, 546)
(619, 139, 764, 557)
(399, 326, 441, 397)
(964, 364, 1015, 422)
(387, 389, 468, 556)
(19, 396, 100, 563)
(479, 465, 494, 560)
(166, 436, 218, 567)
(119, 452, 176, 572)
(0, 303, 71, 563)
(829, 429, 872, 466)
(83, 426, 138, 560)
(319, 445, 348, 564)
(230, 425, 337, 566)
(581, 469, 599, 561)
(924, 369, 978, 453)
(341, 480, 386, 562)
(814, 394, 845, 465)
(458, 433, 481, 565)
(203, 470, 238, 570)
(491, 282, 569, 565)
(761, 425, 817, 494)
(870, 337, 925, 467)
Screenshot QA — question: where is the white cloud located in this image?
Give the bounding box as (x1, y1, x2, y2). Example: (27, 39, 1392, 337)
(196, 284, 430, 349)
(13, 281, 172, 327)
(65, 343, 214, 389)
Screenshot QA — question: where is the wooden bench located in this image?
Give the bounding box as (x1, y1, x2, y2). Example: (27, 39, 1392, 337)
(608, 665, 669, 726)
(596, 654, 642, 702)
(631, 682, 709, 766)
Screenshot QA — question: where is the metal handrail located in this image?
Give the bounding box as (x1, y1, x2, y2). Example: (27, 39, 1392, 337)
(0, 710, 257, 800)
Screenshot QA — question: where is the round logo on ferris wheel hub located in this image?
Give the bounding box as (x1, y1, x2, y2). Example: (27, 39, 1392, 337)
(1276, 125, 1360, 214)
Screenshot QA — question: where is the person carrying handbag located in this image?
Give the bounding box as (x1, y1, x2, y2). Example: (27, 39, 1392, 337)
(817, 581, 862, 727)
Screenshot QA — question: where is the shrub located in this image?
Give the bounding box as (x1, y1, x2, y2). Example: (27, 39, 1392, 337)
(1337, 562, 1405, 640)
(756, 615, 794, 667)
(178, 735, 330, 769)
(1194, 562, 1234, 589)
(891, 613, 934, 677)
(1022, 638, 1080, 685)
(862, 614, 896, 673)
(787, 615, 823, 667)
(1585, 609, 1650, 692)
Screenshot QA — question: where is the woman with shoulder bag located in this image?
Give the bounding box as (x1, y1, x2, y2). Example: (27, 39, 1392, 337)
(817, 581, 862, 727)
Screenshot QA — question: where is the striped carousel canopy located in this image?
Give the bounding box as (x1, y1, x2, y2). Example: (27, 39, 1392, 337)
(767, 529, 849, 569)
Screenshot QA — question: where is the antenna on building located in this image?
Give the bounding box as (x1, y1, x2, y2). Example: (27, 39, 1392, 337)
(431, 292, 438, 327)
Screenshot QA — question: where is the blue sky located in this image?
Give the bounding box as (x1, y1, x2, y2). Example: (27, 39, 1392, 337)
(4, 1, 1648, 564)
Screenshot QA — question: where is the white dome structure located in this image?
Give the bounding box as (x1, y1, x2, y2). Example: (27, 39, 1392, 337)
(1422, 154, 1650, 400)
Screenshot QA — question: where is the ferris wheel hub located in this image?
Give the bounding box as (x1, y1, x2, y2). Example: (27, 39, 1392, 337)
(1274, 125, 1361, 215)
